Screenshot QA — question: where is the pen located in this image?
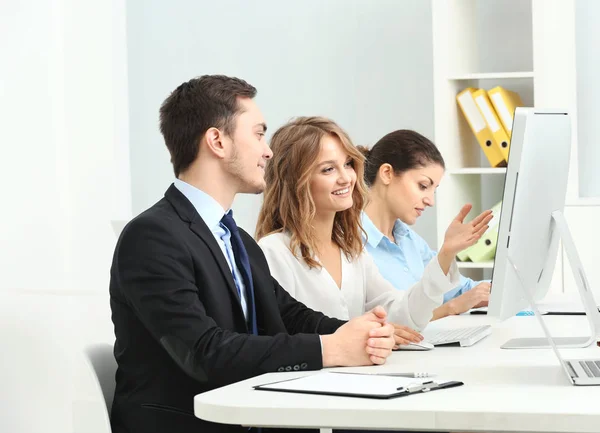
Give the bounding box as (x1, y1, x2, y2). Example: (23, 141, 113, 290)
(405, 380, 437, 393)
(332, 371, 433, 378)
(375, 372, 433, 378)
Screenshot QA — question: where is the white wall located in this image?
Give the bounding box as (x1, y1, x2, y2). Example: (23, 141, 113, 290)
(575, 0, 600, 199)
(0, 0, 131, 293)
(0, 290, 114, 433)
(125, 0, 438, 245)
(2, 1, 597, 290)
(1, 0, 597, 291)
(1, 0, 67, 291)
(1, 2, 128, 430)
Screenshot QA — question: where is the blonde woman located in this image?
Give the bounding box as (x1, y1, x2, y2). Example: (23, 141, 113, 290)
(256, 117, 492, 342)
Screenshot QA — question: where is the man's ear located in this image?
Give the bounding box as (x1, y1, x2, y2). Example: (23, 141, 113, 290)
(378, 163, 394, 185)
(204, 127, 226, 159)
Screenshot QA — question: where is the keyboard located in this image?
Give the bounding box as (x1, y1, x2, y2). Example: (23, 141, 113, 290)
(568, 360, 600, 378)
(423, 325, 492, 347)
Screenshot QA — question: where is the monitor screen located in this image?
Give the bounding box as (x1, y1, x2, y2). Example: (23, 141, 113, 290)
(487, 108, 571, 321)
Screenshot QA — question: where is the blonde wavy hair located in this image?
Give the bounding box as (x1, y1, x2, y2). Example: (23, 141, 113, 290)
(256, 116, 367, 269)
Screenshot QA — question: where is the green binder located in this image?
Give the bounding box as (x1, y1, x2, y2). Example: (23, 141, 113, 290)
(466, 224, 499, 262)
(456, 246, 472, 262)
(455, 200, 502, 263)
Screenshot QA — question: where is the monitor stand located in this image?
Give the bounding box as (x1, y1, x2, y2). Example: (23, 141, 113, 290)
(501, 210, 600, 349)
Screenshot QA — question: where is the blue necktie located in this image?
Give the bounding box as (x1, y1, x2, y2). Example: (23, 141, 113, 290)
(220, 211, 258, 335)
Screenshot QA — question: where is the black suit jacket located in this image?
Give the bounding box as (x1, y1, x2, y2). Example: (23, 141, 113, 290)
(109, 184, 345, 433)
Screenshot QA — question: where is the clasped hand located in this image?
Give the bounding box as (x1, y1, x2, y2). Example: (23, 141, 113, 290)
(321, 306, 396, 367)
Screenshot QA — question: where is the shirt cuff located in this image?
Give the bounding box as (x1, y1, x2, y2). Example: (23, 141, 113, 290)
(425, 257, 461, 296)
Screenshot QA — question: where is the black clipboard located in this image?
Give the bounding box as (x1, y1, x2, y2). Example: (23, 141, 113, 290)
(253, 371, 463, 399)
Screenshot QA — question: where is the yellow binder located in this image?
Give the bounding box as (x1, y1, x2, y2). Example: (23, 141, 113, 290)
(456, 88, 505, 168)
(487, 86, 523, 139)
(473, 89, 510, 163)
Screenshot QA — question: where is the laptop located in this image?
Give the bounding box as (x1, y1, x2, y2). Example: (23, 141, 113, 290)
(528, 291, 600, 386)
(513, 252, 600, 385)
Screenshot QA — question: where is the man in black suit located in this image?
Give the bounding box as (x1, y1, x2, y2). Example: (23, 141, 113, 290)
(109, 75, 395, 433)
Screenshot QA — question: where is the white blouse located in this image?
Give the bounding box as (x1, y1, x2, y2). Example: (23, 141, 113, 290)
(258, 232, 460, 331)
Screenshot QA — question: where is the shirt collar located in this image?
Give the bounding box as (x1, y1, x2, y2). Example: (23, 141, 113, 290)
(361, 212, 412, 248)
(173, 178, 227, 231)
(360, 212, 385, 248)
(392, 218, 412, 240)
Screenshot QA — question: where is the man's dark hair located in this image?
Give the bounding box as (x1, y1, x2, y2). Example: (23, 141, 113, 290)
(159, 75, 257, 177)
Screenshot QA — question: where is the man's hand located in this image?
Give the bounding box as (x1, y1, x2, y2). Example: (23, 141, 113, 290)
(321, 306, 395, 367)
(447, 282, 491, 315)
(393, 324, 423, 349)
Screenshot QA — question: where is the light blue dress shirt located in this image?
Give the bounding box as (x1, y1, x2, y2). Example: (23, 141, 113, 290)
(174, 179, 249, 319)
(361, 212, 478, 303)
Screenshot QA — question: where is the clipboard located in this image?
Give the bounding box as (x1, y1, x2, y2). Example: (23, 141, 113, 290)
(253, 371, 463, 399)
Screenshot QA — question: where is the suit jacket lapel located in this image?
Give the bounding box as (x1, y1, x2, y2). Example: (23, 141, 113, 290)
(188, 221, 242, 303)
(164, 184, 242, 307)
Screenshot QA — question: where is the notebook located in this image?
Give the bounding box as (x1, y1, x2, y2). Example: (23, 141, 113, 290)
(254, 371, 463, 399)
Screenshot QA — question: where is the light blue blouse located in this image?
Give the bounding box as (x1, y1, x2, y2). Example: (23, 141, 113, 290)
(361, 212, 478, 303)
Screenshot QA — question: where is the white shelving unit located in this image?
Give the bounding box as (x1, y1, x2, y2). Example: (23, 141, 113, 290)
(457, 261, 494, 270)
(431, 0, 579, 292)
(447, 72, 535, 80)
(447, 168, 507, 175)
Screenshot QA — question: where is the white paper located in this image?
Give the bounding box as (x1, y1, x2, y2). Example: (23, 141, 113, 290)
(257, 371, 436, 396)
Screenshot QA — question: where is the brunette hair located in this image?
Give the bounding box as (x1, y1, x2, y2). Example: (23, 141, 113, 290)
(159, 75, 257, 176)
(357, 130, 445, 186)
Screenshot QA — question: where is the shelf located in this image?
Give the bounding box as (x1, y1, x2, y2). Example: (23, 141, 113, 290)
(457, 261, 494, 269)
(447, 71, 534, 81)
(565, 197, 600, 207)
(448, 168, 507, 175)
(432, 1, 579, 295)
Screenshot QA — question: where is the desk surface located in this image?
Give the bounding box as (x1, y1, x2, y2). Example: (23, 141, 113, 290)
(194, 314, 600, 433)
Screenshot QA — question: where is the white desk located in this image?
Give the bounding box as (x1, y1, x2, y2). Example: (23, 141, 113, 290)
(195, 314, 600, 432)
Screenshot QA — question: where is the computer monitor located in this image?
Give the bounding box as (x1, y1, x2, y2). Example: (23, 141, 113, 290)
(488, 108, 570, 320)
(487, 108, 600, 348)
